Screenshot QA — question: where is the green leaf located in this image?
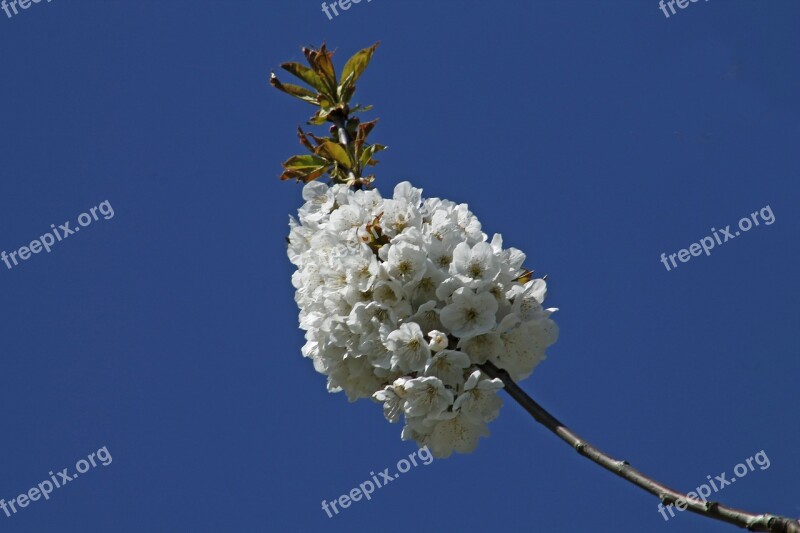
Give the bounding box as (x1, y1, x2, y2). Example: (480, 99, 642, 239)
(316, 140, 352, 168)
(307, 97, 343, 124)
(317, 94, 335, 108)
(356, 119, 378, 146)
(283, 154, 330, 170)
(297, 127, 330, 151)
(308, 131, 330, 145)
(304, 44, 337, 95)
(308, 107, 335, 125)
(279, 169, 302, 181)
(303, 165, 330, 182)
(349, 104, 373, 115)
(281, 62, 330, 97)
(297, 127, 315, 152)
(279, 164, 329, 183)
(341, 42, 379, 87)
(337, 72, 355, 103)
(270, 73, 318, 105)
(354, 119, 377, 160)
(359, 143, 386, 168)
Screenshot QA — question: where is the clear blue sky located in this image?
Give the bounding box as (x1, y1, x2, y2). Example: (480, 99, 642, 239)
(0, 1, 797, 532)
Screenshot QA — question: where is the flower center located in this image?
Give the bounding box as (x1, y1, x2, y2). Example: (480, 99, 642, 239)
(469, 263, 484, 278)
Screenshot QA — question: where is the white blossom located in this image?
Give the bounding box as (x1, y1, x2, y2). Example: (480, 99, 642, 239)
(373, 377, 409, 423)
(424, 349, 471, 387)
(298, 181, 335, 223)
(344, 244, 380, 292)
(427, 410, 489, 458)
(381, 198, 422, 238)
(451, 241, 500, 289)
(386, 241, 427, 286)
(402, 376, 453, 418)
(384, 322, 431, 373)
(454, 370, 504, 422)
(287, 180, 559, 457)
(427, 330, 448, 353)
(439, 287, 498, 339)
(459, 331, 503, 364)
(406, 300, 443, 336)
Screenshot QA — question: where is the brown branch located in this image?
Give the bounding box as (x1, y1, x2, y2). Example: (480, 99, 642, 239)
(477, 361, 800, 532)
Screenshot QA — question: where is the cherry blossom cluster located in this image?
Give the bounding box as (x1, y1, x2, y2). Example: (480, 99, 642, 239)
(287, 181, 559, 457)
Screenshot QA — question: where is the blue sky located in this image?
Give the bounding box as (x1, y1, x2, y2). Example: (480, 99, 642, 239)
(0, 1, 798, 532)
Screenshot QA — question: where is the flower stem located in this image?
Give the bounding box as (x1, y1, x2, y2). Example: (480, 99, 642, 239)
(333, 116, 350, 146)
(477, 361, 799, 532)
(331, 114, 359, 187)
